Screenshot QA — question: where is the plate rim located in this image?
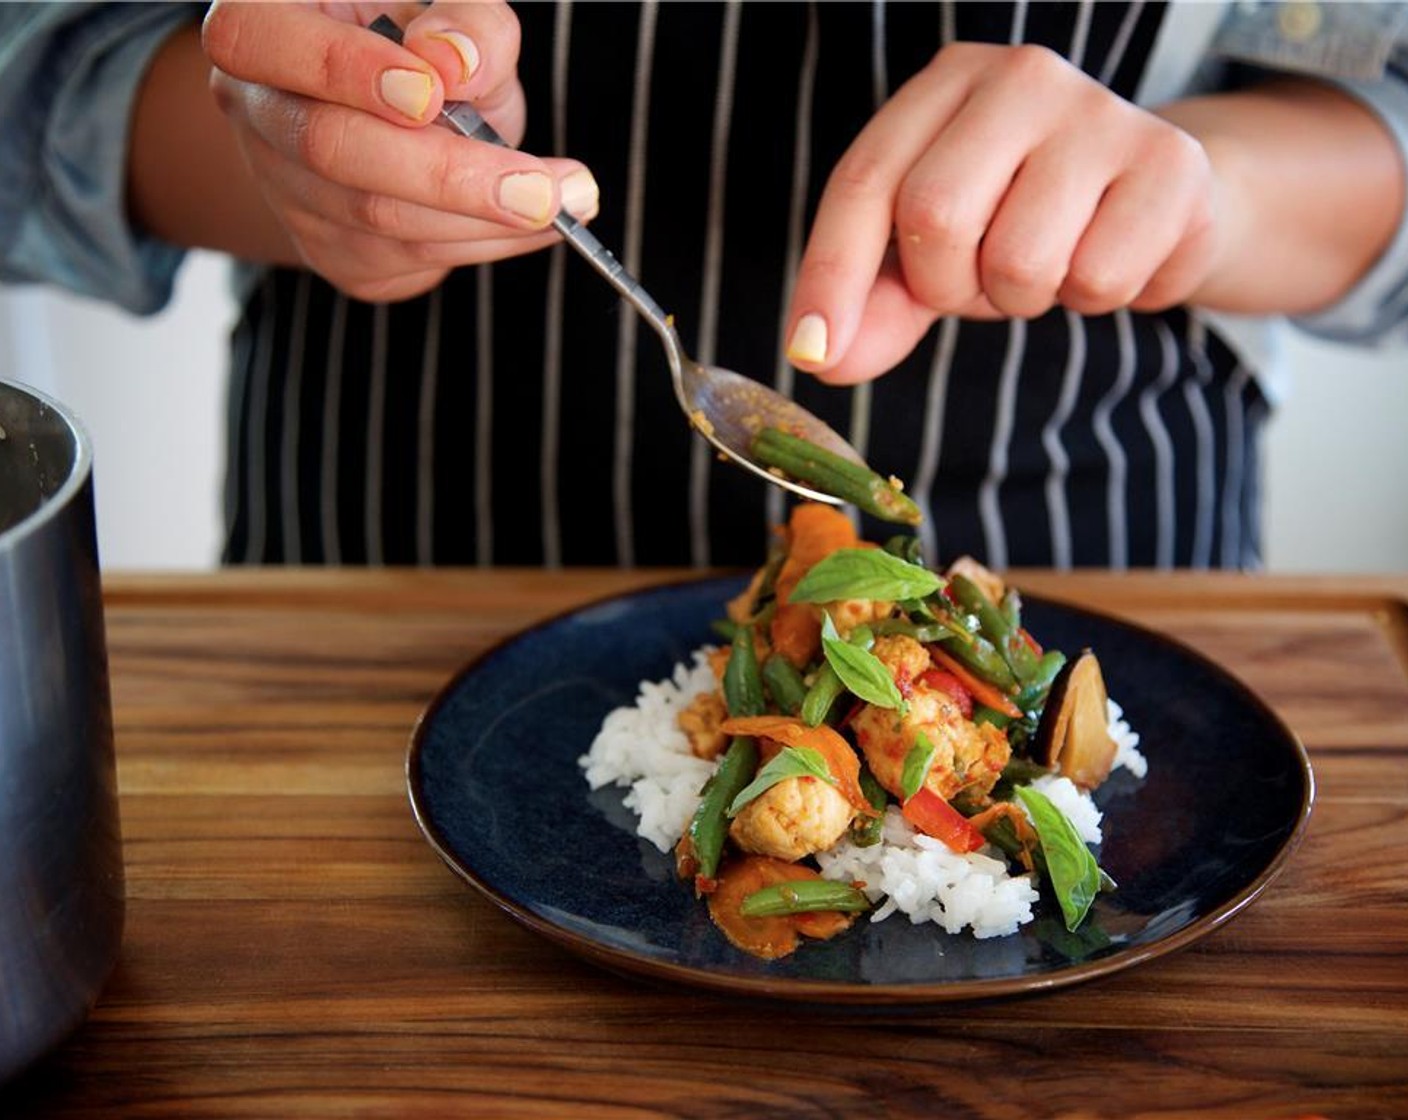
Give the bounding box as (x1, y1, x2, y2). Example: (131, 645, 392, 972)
(406, 574, 1315, 1005)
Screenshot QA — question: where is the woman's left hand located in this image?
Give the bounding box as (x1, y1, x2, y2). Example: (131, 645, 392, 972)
(785, 42, 1221, 384)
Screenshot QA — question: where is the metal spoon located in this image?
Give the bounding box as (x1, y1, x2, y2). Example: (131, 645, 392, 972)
(370, 16, 864, 506)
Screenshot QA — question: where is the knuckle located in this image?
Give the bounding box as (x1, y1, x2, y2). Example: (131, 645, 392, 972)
(895, 180, 976, 247)
(423, 146, 470, 211)
(825, 149, 892, 208)
(1005, 43, 1066, 83)
(348, 190, 400, 236)
(799, 246, 849, 285)
(486, 3, 523, 65)
(981, 241, 1052, 294)
(1063, 263, 1136, 312)
(1148, 124, 1210, 184)
(199, 3, 241, 69)
(293, 108, 349, 177)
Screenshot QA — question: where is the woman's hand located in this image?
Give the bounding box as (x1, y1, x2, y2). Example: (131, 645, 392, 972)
(785, 42, 1220, 384)
(200, 1, 598, 302)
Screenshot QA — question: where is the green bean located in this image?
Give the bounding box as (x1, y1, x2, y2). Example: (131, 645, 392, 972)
(750, 426, 922, 526)
(870, 617, 967, 645)
(687, 737, 758, 882)
(761, 654, 808, 716)
(800, 663, 845, 727)
(723, 624, 765, 717)
(1000, 587, 1023, 632)
(1016, 650, 1068, 714)
(948, 574, 1039, 683)
(710, 618, 737, 642)
(883, 533, 926, 566)
(971, 704, 1012, 730)
(936, 632, 1019, 693)
(738, 879, 872, 917)
(851, 766, 888, 847)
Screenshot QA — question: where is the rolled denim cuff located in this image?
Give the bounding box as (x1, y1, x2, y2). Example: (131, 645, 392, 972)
(0, 3, 203, 315)
(1292, 68, 1408, 345)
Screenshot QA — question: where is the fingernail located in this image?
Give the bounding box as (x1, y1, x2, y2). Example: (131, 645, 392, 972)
(381, 68, 433, 120)
(787, 313, 828, 364)
(559, 169, 599, 220)
(427, 30, 479, 83)
(499, 171, 555, 224)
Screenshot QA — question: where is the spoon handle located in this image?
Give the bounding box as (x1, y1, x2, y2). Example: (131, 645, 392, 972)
(369, 16, 674, 340)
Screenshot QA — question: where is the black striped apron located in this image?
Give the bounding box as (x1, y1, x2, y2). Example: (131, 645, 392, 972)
(223, 0, 1267, 570)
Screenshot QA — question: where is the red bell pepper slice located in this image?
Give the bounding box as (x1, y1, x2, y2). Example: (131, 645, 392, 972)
(901, 786, 986, 853)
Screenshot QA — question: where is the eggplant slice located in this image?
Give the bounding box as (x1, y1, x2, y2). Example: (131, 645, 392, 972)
(1035, 650, 1117, 790)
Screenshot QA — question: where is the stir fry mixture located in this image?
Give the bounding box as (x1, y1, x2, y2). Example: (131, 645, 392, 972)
(673, 503, 1125, 960)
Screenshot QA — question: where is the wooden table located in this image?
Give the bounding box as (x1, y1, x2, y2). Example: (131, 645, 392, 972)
(5, 570, 1407, 1118)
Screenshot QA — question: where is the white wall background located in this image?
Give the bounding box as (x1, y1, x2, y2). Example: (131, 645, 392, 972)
(2, 258, 1405, 571)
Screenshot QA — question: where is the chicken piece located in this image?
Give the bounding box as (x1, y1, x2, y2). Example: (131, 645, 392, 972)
(677, 690, 730, 760)
(870, 634, 931, 689)
(728, 775, 856, 861)
(946, 555, 1005, 606)
(852, 673, 1011, 803)
(826, 597, 893, 637)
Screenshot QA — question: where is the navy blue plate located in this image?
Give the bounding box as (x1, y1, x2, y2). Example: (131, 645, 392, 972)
(407, 577, 1313, 1004)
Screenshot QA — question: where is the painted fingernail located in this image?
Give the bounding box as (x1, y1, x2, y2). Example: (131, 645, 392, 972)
(427, 30, 480, 84)
(381, 68, 433, 120)
(786, 313, 828, 364)
(498, 171, 555, 224)
(559, 169, 599, 220)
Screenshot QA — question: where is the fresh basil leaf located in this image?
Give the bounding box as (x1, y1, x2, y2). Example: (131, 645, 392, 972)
(727, 746, 835, 817)
(1015, 786, 1114, 932)
(821, 613, 905, 712)
(789, 548, 941, 605)
(900, 731, 938, 801)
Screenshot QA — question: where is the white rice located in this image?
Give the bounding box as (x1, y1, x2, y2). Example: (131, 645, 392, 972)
(578, 648, 1145, 940)
(578, 649, 717, 852)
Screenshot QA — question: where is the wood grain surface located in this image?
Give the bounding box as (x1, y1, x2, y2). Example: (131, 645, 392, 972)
(4, 570, 1406, 1119)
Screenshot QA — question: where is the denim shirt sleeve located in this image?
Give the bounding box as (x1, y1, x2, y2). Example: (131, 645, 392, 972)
(1211, 2, 1408, 346)
(0, 2, 206, 315)
(1294, 53, 1408, 345)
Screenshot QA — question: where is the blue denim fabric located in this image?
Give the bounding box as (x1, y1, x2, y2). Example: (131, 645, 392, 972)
(0, 2, 203, 314)
(1210, 2, 1408, 343)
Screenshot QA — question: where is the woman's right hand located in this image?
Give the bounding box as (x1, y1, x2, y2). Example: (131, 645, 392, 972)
(201, 1, 597, 302)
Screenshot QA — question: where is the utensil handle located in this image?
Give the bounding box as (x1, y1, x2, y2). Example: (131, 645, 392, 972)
(368, 15, 673, 340)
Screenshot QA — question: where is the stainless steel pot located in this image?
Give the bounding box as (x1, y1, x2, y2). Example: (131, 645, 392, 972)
(0, 379, 123, 1082)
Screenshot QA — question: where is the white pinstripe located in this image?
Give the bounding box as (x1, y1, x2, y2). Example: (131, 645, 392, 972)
(977, 318, 1026, 570)
(1221, 363, 1251, 569)
(689, 0, 742, 569)
(475, 266, 494, 567)
(1184, 315, 1217, 568)
(540, 0, 573, 570)
(1098, 0, 1145, 84)
(415, 285, 442, 566)
(842, 0, 889, 516)
(242, 274, 275, 564)
(612, 0, 658, 568)
(1243, 393, 1269, 570)
(1068, 0, 1094, 68)
(1041, 310, 1086, 569)
(1139, 318, 1179, 569)
(767, 0, 820, 533)
(279, 272, 309, 564)
(940, 0, 955, 47)
(1092, 309, 1136, 569)
(364, 301, 388, 566)
(913, 316, 959, 564)
(1008, 0, 1028, 45)
(319, 292, 346, 565)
